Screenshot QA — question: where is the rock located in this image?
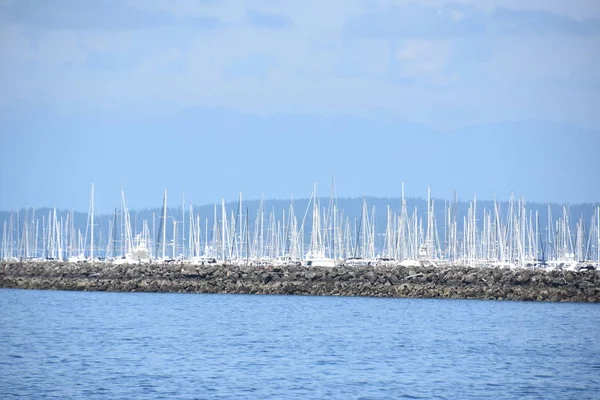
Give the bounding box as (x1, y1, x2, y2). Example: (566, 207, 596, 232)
(463, 273, 478, 284)
(1, 261, 599, 303)
(565, 272, 575, 283)
(181, 266, 198, 277)
(515, 270, 532, 284)
(262, 273, 273, 284)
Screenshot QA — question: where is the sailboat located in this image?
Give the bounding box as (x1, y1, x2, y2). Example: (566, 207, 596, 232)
(69, 184, 96, 263)
(304, 184, 336, 267)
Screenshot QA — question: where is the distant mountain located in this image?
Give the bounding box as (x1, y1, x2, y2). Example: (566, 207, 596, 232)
(1, 105, 599, 211)
(1, 196, 598, 257)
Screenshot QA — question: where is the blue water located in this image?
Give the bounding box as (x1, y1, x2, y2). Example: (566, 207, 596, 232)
(1, 289, 599, 399)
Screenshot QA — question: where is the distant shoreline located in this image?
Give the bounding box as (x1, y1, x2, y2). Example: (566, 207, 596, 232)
(1, 262, 599, 303)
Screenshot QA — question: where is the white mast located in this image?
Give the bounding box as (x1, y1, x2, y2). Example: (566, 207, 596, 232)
(426, 186, 431, 259)
(310, 183, 321, 256)
(162, 189, 168, 260)
(152, 212, 155, 259)
(188, 203, 194, 258)
(260, 194, 264, 259)
(182, 193, 185, 259)
(90, 183, 95, 260)
(2, 220, 6, 260)
(34, 218, 39, 259)
(221, 198, 227, 261)
(172, 220, 177, 260)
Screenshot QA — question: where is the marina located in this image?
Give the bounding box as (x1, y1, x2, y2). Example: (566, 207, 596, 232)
(2, 259, 599, 302)
(3, 2, 600, 398)
(1, 182, 599, 272)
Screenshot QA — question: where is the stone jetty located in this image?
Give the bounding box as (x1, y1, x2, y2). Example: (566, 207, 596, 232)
(1, 262, 599, 302)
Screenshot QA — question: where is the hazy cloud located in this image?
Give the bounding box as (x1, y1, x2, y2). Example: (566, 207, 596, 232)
(394, 40, 458, 85)
(246, 9, 292, 30)
(0, 0, 599, 130)
(224, 53, 279, 80)
(2, 0, 222, 30)
(490, 7, 600, 36)
(345, 4, 486, 39)
(345, 4, 600, 39)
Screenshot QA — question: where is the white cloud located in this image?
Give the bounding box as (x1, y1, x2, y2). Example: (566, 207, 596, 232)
(0, 24, 33, 65)
(0, 0, 599, 129)
(374, 0, 600, 19)
(126, 0, 245, 21)
(396, 40, 456, 83)
(473, 0, 600, 19)
(79, 31, 132, 53)
(484, 36, 600, 84)
(35, 30, 87, 67)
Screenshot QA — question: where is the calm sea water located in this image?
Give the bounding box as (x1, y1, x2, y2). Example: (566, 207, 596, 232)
(1, 289, 599, 399)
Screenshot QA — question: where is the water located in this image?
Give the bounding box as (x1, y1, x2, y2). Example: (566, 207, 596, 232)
(1, 289, 599, 399)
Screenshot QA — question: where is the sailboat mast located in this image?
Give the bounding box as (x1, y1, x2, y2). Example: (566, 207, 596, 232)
(2, 220, 6, 260)
(221, 199, 226, 261)
(597, 206, 600, 268)
(182, 193, 185, 259)
(162, 189, 167, 259)
(112, 208, 118, 258)
(90, 183, 94, 260)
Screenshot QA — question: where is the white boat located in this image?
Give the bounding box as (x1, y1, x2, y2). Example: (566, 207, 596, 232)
(113, 235, 151, 264)
(189, 256, 224, 266)
(304, 251, 336, 267)
(344, 257, 379, 267)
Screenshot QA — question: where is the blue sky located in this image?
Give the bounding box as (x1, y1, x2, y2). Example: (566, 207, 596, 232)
(1, 0, 599, 211)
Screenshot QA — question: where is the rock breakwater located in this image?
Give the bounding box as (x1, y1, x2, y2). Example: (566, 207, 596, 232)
(1, 262, 599, 302)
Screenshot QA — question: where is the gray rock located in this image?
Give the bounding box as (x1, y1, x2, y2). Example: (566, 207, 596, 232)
(1, 261, 599, 303)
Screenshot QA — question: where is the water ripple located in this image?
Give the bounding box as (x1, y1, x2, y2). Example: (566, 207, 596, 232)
(1, 289, 599, 399)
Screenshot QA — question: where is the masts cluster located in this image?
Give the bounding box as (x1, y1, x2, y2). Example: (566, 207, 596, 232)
(2, 183, 599, 271)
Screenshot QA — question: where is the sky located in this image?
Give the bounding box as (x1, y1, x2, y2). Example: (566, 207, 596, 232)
(0, 0, 599, 211)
